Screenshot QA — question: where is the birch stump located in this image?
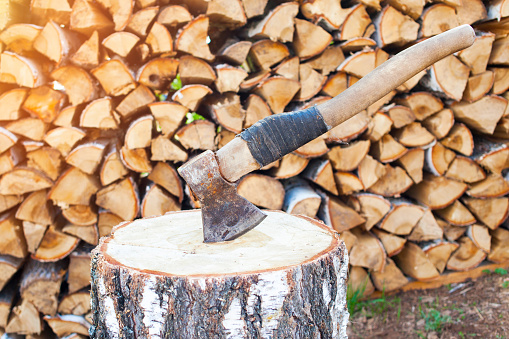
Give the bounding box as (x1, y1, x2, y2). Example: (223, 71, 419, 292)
(90, 210, 349, 338)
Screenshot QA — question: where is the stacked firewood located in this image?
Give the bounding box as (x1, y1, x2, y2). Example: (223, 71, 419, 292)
(1, 0, 509, 336)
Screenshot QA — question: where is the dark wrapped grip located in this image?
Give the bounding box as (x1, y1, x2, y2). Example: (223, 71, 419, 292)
(239, 106, 329, 167)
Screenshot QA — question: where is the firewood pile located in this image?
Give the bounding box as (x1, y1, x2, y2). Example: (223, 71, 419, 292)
(1, 0, 509, 336)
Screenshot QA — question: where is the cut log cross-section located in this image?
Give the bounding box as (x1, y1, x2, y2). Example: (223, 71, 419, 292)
(91, 210, 349, 337)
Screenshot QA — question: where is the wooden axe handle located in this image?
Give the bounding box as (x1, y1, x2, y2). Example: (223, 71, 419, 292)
(216, 24, 476, 182)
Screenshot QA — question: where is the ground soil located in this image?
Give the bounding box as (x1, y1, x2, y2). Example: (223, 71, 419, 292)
(347, 272, 509, 339)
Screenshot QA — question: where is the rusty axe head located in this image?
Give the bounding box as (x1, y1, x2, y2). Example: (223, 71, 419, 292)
(178, 150, 266, 243)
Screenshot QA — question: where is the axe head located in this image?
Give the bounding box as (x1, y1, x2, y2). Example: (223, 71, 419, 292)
(178, 150, 267, 242)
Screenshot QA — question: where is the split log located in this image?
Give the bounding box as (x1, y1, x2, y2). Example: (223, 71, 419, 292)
(491, 67, 509, 94)
(116, 84, 156, 119)
(348, 228, 386, 272)
(339, 230, 357, 252)
(254, 77, 300, 114)
(456, 0, 487, 24)
(435, 200, 476, 226)
(457, 33, 495, 75)
(175, 15, 214, 61)
(0, 52, 46, 88)
(249, 40, 289, 70)
(422, 108, 454, 139)
(0, 194, 22, 214)
(149, 102, 188, 136)
(295, 64, 326, 101)
(462, 197, 509, 230)
(58, 291, 90, 316)
(150, 135, 189, 163)
(489, 35, 509, 66)
(246, 2, 298, 42)
(467, 224, 491, 253)
(5, 299, 43, 335)
(70, 0, 114, 36)
(217, 39, 251, 65)
(393, 122, 435, 148)
(33, 21, 79, 65)
(370, 134, 407, 163)
(420, 55, 469, 101)
(396, 148, 424, 184)
(348, 266, 375, 298)
(15, 189, 54, 225)
(338, 4, 372, 40)
(466, 174, 509, 198)
(0, 167, 53, 196)
(91, 60, 136, 97)
(43, 127, 86, 157)
(451, 95, 507, 135)
(146, 22, 173, 55)
(370, 258, 409, 292)
(237, 174, 284, 210)
(126, 6, 159, 37)
(26, 147, 63, 180)
(488, 227, 509, 263)
(368, 165, 413, 197)
(0, 255, 23, 290)
(6, 118, 48, 141)
(378, 200, 424, 235)
(349, 193, 391, 231)
(0, 88, 28, 120)
(363, 112, 392, 142)
(141, 184, 180, 218)
(337, 49, 375, 79)
(294, 137, 328, 158)
(302, 158, 338, 195)
(321, 72, 347, 98)
(447, 236, 486, 271)
(421, 240, 459, 274)
(22, 86, 66, 124)
(371, 228, 406, 256)
(157, 5, 192, 27)
(55, 105, 80, 128)
(334, 172, 364, 195)
(66, 140, 108, 175)
(70, 30, 100, 70)
(175, 120, 217, 151)
(386, 0, 424, 20)
(68, 247, 92, 294)
(373, 5, 419, 48)
(269, 153, 309, 179)
(395, 92, 443, 121)
(420, 4, 459, 37)
(91, 210, 349, 338)
(293, 18, 332, 60)
(407, 174, 467, 209)
(63, 224, 99, 246)
(214, 65, 247, 93)
(0, 23, 41, 54)
(80, 98, 119, 130)
(304, 45, 344, 77)
(463, 71, 495, 102)
(172, 84, 213, 111)
(96, 177, 140, 221)
(147, 162, 183, 202)
(240, 0, 267, 18)
(98, 211, 124, 238)
(20, 259, 66, 316)
(206, 93, 245, 133)
(445, 156, 485, 183)
(425, 142, 456, 176)
(471, 138, 509, 175)
(22, 222, 48, 254)
(240, 70, 270, 91)
(357, 154, 386, 189)
(394, 242, 440, 281)
(318, 191, 365, 233)
(124, 115, 153, 149)
(48, 167, 100, 208)
(407, 209, 443, 242)
(100, 145, 129, 186)
(33, 224, 79, 262)
(282, 178, 321, 218)
(327, 141, 370, 173)
(137, 58, 179, 90)
(440, 123, 474, 156)
(301, 0, 352, 31)
(62, 205, 97, 227)
(44, 315, 90, 337)
(102, 32, 139, 58)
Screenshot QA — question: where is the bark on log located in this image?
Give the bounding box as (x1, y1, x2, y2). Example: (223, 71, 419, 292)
(91, 210, 349, 338)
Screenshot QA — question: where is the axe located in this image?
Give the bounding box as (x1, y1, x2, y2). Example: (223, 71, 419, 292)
(178, 25, 476, 243)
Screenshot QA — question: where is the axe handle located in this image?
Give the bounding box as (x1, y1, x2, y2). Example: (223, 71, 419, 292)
(216, 24, 476, 183)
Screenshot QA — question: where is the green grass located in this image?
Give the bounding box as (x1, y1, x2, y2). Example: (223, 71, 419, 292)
(185, 112, 206, 124)
(170, 74, 182, 91)
(347, 280, 401, 322)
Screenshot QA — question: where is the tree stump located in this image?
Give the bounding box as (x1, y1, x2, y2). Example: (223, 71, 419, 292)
(90, 210, 349, 338)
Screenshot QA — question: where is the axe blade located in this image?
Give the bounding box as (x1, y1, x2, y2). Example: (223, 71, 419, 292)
(178, 151, 267, 242)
